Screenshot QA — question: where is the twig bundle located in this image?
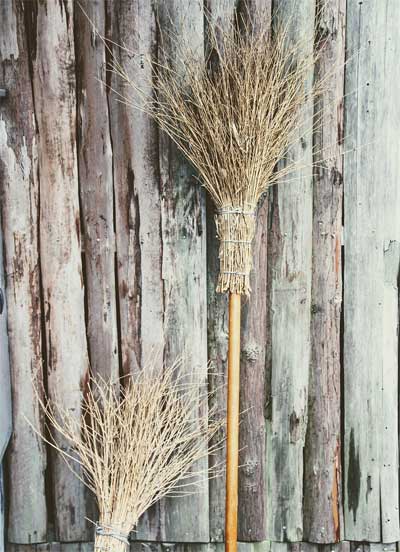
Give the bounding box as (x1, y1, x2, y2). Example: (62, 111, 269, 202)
(111, 14, 317, 294)
(36, 359, 220, 552)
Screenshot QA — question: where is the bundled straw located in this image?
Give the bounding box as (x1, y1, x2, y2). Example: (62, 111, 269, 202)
(110, 13, 318, 294)
(35, 359, 220, 552)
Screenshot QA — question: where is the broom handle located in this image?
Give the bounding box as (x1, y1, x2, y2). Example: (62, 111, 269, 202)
(225, 292, 241, 552)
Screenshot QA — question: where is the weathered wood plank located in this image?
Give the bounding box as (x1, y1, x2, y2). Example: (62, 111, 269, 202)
(344, 0, 400, 542)
(303, 0, 345, 543)
(0, 468, 5, 552)
(107, 0, 164, 540)
(3, 543, 363, 552)
(235, 1, 271, 542)
(108, 0, 163, 382)
(204, 0, 237, 542)
(237, 197, 269, 542)
(0, 1, 47, 543)
(205, 0, 237, 542)
(265, 0, 315, 541)
(0, 211, 11, 552)
(75, 1, 119, 382)
(156, 1, 208, 542)
(108, 0, 208, 542)
(29, 0, 90, 541)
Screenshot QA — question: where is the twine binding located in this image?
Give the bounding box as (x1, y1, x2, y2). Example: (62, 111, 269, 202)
(94, 522, 130, 552)
(215, 204, 256, 295)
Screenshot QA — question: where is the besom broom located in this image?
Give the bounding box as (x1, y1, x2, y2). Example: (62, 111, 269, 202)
(33, 358, 220, 552)
(108, 7, 322, 551)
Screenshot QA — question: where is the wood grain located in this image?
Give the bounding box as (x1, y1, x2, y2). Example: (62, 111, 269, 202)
(157, 1, 208, 541)
(75, 0, 119, 383)
(303, 0, 345, 543)
(108, 0, 208, 541)
(205, 0, 237, 539)
(29, 0, 91, 541)
(265, 0, 315, 541)
(344, 0, 400, 542)
(108, 0, 163, 382)
(0, 1, 47, 543)
(107, 0, 164, 540)
(236, 2, 271, 541)
(0, 211, 11, 552)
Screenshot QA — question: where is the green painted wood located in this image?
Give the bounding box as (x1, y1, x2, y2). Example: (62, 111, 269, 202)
(265, 0, 315, 541)
(344, 0, 400, 542)
(303, 0, 345, 543)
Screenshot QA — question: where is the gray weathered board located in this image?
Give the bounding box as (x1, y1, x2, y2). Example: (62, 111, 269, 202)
(1, 0, 400, 548)
(0, 209, 12, 552)
(344, 0, 400, 543)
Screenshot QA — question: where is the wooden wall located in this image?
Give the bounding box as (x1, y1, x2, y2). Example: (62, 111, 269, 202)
(1, 0, 399, 550)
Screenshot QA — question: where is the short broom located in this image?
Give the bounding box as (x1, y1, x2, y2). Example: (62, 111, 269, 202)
(33, 358, 220, 552)
(110, 11, 320, 552)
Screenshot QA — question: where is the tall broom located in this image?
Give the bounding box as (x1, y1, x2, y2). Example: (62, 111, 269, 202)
(33, 358, 220, 552)
(109, 11, 319, 552)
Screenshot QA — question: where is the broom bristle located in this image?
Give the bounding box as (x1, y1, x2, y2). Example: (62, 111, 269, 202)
(109, 10, 318, 294)
(36, 358, 220, 552)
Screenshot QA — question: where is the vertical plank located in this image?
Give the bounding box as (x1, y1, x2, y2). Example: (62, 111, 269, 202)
(205, 0, 238, 542)
(0, 1, 47, 543)
(108, 0, 208, 542)
(236, 2, 271, 542)
(157, 1, 208, 542)
(0, 214, 11, 552)
(75, 1, 119, 382)
(107, 0, 164, 539)
(266, 0, 315, 541)
(303, 0, 345, 543)
(344, 0, 400, 542)
(29, 0, 91, 541)
(108, 0, 163, 384)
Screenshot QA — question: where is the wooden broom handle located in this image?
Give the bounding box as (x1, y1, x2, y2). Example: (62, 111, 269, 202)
(225, 292, 241, 552)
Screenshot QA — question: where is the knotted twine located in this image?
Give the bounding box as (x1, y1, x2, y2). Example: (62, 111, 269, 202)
(215, 205, 256, 295)
(94, 522, 130, 552)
